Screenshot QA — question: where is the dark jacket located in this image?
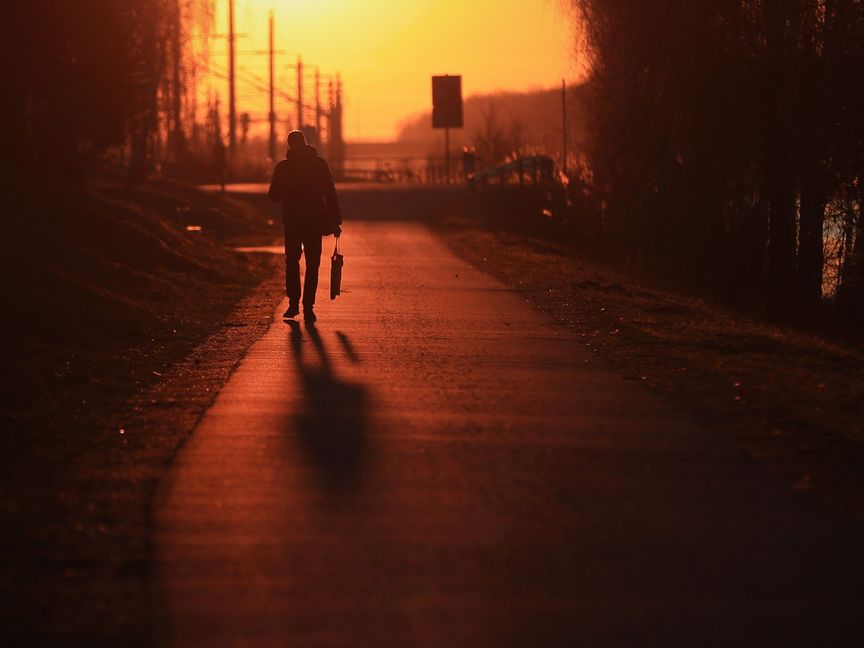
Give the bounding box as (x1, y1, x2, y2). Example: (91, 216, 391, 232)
(268, 145, 341, 235)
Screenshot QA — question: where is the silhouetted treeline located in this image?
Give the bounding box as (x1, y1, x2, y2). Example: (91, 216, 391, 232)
(0, 1, 198, 183)
(570, 0, 864, 322)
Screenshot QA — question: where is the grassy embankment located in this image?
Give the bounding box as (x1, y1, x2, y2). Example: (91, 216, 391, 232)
(0, 173, 279, 643)
(433, 201, 864, 516)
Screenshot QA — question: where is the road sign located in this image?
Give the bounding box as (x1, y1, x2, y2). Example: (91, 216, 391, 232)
(432, 75, 463, 129)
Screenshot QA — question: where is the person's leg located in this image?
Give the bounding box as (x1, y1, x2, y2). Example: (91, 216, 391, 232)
(284, 228, 302, 307)
(301, 234, 323, 309)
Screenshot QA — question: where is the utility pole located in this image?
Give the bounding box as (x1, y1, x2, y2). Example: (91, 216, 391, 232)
(336, 76, 343, 149)
(228, 0, 237, 154)
(296, 55, 304, 131)
(561, 78, 568, 177)
(315, 67, 322, 146)
(171, 1, 183, 159)
(445, 128, 450, 184)
(327, 75, 345, 176)
(336, 77, 344, 167)
(268, 11, 276, 160)
(328, 78, 335, 161)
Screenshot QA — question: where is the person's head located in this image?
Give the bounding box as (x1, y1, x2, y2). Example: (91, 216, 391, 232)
(287, 130, 307, 151)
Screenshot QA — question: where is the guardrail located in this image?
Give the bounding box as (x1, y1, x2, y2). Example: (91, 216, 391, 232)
(469, 155, 557, 189)
(333, 154, 562, 189)
(333, 156, 475, 185)
(468, 155, 573, 232)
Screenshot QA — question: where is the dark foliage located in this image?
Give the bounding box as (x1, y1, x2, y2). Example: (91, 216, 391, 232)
(570, 0, 864, 322)
(0, 1, 174, 182)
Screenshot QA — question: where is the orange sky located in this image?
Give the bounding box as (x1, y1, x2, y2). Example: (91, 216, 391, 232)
(210, 0, 581, 141)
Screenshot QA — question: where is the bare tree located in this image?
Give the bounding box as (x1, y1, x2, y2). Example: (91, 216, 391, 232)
(472, 100, 525, 166)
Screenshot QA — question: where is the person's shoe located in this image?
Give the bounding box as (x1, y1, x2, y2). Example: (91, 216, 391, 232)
(283, 303, 299, 318)
(303, 307, 317, 323)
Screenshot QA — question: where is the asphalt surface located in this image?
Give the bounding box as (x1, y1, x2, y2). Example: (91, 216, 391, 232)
(152, 187, 863, 647)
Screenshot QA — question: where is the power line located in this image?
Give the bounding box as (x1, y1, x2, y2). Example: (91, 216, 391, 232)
(202, 58, 320, 114)
(228, 0, 236, 152)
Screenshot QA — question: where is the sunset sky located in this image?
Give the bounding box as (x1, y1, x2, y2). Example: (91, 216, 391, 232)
(213, 0, 581, 141)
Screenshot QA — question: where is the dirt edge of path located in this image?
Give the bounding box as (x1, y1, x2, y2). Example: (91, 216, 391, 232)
(137, 258, 283, 644)
(430, 208, 864, 519)
(61, 258, 283, 645)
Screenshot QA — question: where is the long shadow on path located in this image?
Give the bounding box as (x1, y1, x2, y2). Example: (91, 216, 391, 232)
(284, 320, 368, 494)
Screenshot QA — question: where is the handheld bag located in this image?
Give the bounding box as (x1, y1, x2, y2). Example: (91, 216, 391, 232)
(330, 237, 343, 300)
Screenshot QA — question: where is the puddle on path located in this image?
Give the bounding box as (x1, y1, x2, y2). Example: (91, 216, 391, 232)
(234, 246, 283, 254)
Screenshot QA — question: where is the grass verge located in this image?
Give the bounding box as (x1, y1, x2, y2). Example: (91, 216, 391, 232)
(432, 205, 864, 517)
(0, 174, 280, 643)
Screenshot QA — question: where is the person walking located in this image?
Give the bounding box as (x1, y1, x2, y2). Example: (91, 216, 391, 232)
(268, 130, 342, 323)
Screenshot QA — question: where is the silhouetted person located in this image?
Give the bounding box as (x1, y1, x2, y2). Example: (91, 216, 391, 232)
(268, 130, 342, 322)
(214, 137, 227, 192)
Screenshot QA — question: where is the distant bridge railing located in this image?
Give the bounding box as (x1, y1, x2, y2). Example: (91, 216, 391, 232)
(333, 156, 468, 185)
(468, 155, 573, 231)
(469, 155, 557, 189)
(335, 167, 420, 184)
(332, 154, 562, 188)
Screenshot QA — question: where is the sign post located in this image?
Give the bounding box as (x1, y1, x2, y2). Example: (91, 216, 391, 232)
(445, 128, 450, 184)
(432, 75, 463, 183)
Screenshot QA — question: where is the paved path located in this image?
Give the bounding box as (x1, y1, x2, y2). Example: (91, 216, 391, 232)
(153, 202, 863, 646)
